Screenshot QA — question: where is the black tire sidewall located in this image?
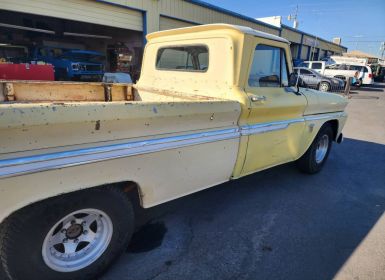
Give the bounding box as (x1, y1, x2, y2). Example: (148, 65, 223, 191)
(308, 125, 333, 172)
(3, 187, 134, 280)
(297, 124, 333, 174)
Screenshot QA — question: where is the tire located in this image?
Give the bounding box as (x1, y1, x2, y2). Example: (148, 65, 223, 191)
(319, 82, 330, 92)
(0, 186, 134, 280)
(296, 124, 333, 174)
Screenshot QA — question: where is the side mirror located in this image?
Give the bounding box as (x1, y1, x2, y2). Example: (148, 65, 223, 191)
(289, 72, 298, 87)
(289, 72, 306, 95)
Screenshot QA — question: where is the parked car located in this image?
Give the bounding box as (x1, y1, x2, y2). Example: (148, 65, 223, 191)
(0, 24, 348, 280)
(31, 46, 105, 81)
(347, 64, 374, 85)
(299, 61, 356, 82)
(294, 67, 345, 92)
(299, 61, 374, 85)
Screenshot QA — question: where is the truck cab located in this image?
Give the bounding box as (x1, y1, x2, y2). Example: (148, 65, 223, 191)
(32, 46, 105, 81)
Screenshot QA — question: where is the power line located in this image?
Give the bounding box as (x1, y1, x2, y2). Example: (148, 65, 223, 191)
(346, 40, 383, 42)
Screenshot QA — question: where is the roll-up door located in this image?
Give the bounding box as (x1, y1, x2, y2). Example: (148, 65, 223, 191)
(0, 0, 143, 31)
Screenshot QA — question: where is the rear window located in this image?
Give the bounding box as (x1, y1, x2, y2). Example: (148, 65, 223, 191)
(156, 45, 208, 72)
(311, 62, 322, 70)
(299, 62, 309, 68)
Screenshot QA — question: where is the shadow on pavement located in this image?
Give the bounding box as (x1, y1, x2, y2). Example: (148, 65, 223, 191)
(359, 83, 385, 92)
(102, 138, 385, 280)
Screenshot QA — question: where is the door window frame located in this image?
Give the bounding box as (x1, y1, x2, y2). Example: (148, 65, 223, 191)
(246, 43, 291, 90)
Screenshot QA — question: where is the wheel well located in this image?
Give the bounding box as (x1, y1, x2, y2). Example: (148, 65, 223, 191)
(325, 119, 339, 141)
(111, 181, 143, 210)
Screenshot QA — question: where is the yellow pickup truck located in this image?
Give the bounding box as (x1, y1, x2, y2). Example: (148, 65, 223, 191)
(0, 24, 347, 280)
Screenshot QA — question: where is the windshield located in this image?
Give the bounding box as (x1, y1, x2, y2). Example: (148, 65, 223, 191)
(59, 53, 105, 63)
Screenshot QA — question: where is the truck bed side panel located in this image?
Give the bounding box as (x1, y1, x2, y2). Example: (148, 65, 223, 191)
(0, 100, 241, 223)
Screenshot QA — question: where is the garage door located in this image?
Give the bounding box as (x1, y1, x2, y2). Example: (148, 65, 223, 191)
(159, 16, 196, 31)
(0, 0, 143, 31)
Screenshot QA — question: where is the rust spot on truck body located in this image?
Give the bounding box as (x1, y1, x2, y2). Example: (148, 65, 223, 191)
(95, 120, 101, 130)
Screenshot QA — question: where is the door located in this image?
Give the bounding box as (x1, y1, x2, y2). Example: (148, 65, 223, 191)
(241, 43, 307, 175)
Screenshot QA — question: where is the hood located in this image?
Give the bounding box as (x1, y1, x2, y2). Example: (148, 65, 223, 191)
(300, 88, 348, 115)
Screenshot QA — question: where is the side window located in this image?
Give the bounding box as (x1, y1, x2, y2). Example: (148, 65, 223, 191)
(312, 62, 322, 70)
(301, 69, 313, 75)
(248, 45, 289, 88)
(156, 45, 208, 72)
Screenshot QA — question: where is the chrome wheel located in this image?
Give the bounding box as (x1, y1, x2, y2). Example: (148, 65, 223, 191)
(315, 134, 329, 163)
(42, 208, 113, 272)
(319, 82, 329, 92)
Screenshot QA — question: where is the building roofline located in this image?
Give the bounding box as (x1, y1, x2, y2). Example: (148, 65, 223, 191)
(184, 0, 281, 31)
(146, 23, 289, 43)
(186, 1, 346, 50)
(281, 24, 347, 50)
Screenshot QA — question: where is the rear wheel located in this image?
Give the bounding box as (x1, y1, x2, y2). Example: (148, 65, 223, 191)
(296, 124, 334, 174)
(0, 186, 134, 280)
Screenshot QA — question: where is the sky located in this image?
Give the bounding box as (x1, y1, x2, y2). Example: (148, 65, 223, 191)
(203, 0, 385, 57)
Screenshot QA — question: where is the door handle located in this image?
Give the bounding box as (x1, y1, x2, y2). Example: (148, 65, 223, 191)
(251, 95, 267, 102)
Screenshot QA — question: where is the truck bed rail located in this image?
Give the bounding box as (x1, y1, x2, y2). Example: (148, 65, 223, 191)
(0, 80, 133, 102)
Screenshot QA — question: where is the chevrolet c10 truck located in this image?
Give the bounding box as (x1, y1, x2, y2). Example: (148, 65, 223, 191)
(0, 24, 348, 280)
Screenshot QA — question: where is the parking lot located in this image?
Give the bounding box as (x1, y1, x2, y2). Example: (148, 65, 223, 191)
(101, 83, 385, 280)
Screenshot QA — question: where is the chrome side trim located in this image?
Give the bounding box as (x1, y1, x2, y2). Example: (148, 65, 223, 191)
(240, 112, 344, 136)
(304, 112, 345, 121)
(240, 118, 304, 136)
(0, 128, 240, 179)
(0, 112, 345, 179)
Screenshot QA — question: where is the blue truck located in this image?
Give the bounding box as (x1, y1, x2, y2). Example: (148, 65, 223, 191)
(31, 46, 105, 81)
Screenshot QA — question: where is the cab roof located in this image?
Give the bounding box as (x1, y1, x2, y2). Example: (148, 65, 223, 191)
(146, 23, 289, 44)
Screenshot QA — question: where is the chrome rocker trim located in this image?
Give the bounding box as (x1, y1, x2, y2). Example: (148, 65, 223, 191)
(0, 128, 240, 179)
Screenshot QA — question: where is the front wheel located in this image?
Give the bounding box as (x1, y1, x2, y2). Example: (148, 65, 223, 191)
(296, 124, 333, 174)
(0, 187, 134, 280)
(319, 82, 330, 92)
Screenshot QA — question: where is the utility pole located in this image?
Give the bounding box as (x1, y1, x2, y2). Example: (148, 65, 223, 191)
(381, 42, 385, 60)
(288, 5, 299, 29)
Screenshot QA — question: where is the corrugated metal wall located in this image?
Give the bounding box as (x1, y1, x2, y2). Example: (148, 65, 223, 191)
(301, 46, 310, 60)
(159, 0, 280, 36)
(0, 0, 143, 31)
(281, 29, 302, 44)
(159, 16, 195, 31)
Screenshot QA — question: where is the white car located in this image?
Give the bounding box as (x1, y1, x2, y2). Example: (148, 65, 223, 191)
(347, 65, 374, 85)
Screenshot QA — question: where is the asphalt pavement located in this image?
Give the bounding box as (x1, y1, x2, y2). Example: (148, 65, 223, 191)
(101, 83, 385, 280)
